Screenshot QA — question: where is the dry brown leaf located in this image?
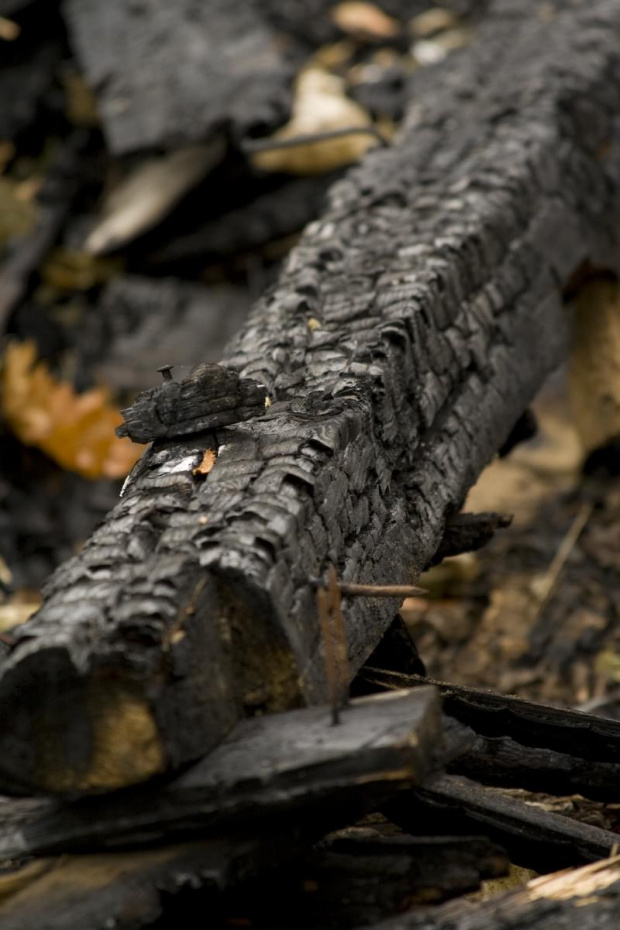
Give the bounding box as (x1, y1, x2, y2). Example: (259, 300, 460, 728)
(192, 448, 217, 477)
(409, 7, 459, 38)
(250, 67, 376, 175)
(1, 340, 142, 480)
(331, 2, 399, 40)
(85, 139, 225, 255)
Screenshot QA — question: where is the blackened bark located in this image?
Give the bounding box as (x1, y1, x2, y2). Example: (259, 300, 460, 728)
(1, 0, 620, 794)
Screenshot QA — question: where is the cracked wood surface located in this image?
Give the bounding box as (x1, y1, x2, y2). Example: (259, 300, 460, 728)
(1, 0, 620, 794)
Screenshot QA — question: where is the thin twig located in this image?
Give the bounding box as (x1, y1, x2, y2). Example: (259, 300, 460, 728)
(529, 500, 593, 623)
(241, 125, 390, 155)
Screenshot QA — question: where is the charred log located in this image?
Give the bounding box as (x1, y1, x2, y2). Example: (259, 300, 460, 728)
(2, 0, 620, 794)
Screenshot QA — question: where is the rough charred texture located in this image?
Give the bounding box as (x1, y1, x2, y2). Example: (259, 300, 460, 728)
(361, 671, 620, 800)
(62, 0, 292, 155)
(117, 364, 269, 444)
(372, 857, 620, 930)
(0, 689, 443, 857)
(2, 0, 620, 794)
(387, 775, 620, 874)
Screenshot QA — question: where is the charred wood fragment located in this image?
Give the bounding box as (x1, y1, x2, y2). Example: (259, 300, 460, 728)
(359, 670, 620, 765)
(0, 689, 443, 856)
(0, 830, 316, 930)
(78, 277, 253, 393)
(452, 732, 620, 803)
(63, 0, 293, 155)
(116, 363, 269, 444)
(361, 671, 620, 800)
(386, 774, 620, 873)
(430, 512, 512, 566)
(2, 0, 620, 794)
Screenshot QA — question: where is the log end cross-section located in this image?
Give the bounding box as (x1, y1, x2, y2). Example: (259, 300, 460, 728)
(1, 0, 620, 794)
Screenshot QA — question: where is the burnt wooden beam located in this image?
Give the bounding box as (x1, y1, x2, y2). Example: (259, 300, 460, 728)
(370, 857, 620, 930)
(386, 774, 620, 873)
(359, 670, 620, 765)
(2, 0, 620, 794)
(362, 671, 620, 800)
(452, 732, 620, 802)
(62, 0, 293, 155)
(0, 689, 444, 857)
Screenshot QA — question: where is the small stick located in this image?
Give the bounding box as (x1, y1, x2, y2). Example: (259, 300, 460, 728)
(529, 500, 593, 621)
(241, 125, 390, 155)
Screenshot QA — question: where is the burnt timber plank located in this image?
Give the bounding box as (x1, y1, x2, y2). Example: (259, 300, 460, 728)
(361, 670, 620, 800)
(0, 690, 445, 929)
(386, 774, 620, 873)
(1, 0, 620, 794)
(62, 0, 292, 155)
(0, 688, 444, 857)
(360, 670, 620, 764)
(371, 857, 620, 930)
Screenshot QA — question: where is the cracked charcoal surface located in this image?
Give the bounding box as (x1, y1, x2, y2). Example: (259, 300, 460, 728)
(1, 0, 620, 792)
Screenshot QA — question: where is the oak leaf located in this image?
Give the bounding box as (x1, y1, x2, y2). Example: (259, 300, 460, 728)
(1, 340, 142, 480)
